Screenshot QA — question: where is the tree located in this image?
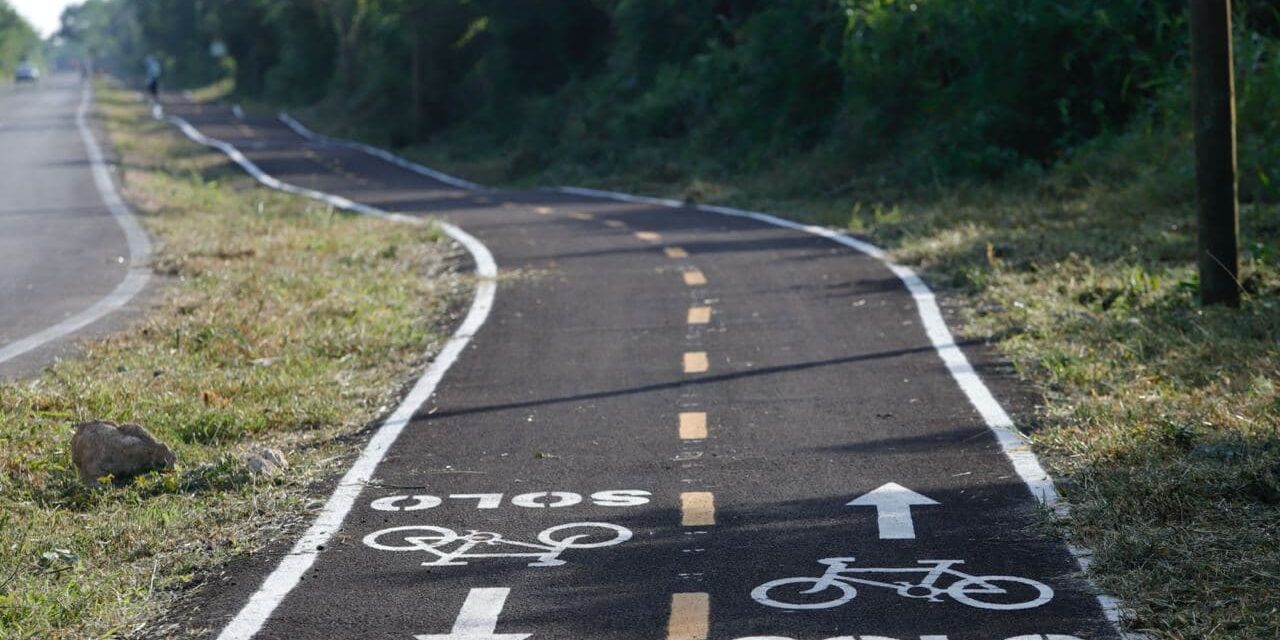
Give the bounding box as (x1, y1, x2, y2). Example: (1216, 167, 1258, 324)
(0, 0, 39, 76)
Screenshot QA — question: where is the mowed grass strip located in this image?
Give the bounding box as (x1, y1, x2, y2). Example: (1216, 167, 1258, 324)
(0, 85, 468, 638)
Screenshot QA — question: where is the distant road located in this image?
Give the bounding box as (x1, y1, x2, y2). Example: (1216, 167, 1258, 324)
(0, 74, 149, 377)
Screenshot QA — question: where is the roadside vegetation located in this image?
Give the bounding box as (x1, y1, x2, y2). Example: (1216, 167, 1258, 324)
(48, 1, 1280, 638)
(0, 84, 466, 638)
(0, 0, 38, 78)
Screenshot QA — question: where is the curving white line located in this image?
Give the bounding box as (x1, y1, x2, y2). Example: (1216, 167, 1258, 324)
(158, 109, 497, 640)
(0, 84, 152, 366)
(278, 112, 486, 192)
(556, 186, 1142, 638)
(164, 113, 400, 220)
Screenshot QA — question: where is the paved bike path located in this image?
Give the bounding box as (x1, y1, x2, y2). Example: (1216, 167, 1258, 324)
(166, 99, 1122, 640)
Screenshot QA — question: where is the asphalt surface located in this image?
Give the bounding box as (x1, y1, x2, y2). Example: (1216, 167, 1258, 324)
(0, 75, 145, 378)
(165, 98, 1121, 640)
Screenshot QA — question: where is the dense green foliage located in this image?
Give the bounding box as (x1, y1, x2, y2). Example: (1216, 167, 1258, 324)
(0, 0, 38, 77)
(63, 0, 1280, 197)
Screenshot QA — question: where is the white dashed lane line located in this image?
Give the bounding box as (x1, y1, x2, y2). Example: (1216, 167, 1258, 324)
(682, 269, 707, 286)
(667, 592, 710, 640)
(680, 492, 716, 527)
(679, 412, 708, 440)
(682, 352, 709, 374)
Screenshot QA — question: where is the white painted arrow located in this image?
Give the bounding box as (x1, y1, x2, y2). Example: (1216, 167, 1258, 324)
(416, 588, 532, 640)
(846, 482, 940, 539)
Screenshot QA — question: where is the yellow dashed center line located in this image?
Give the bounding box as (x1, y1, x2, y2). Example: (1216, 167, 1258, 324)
(604, 219, 626, 228)
(680, 492, 716, 527)
(533, 206, 554, 215)
(634, 231, 662, 242)
(687, 306, 712, 325)
(664, 246, 689, 258)
(679, 412, 708, 440)
(682, 270, 707, 286)
(683, 352, 709, 374)
(569, 211, 594, 220)
(667, 593, 710, 640)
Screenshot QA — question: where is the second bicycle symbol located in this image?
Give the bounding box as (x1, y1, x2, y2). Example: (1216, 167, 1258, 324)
(753, 557, 1054, 611)
(362, 522, 632, 567)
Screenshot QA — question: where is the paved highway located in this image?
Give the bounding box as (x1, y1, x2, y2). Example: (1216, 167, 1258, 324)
(0, 75, 149, 377)
(163, 98, 1124, 640)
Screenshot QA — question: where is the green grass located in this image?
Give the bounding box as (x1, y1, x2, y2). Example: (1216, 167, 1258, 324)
(373, 112, 1280, 638)
(0, 85, 467, 638)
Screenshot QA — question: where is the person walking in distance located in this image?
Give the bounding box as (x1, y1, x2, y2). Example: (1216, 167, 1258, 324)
(144, 54, 162, 100)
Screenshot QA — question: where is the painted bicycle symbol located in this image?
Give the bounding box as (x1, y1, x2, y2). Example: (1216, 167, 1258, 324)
(362, 522, 632, 567)
(752, 557, 1054, 611)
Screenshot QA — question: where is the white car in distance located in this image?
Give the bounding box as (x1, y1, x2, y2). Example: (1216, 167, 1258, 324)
(14, 62, 40, 83)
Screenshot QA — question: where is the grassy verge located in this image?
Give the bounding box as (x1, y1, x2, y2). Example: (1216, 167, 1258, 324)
(0, 85, 467, 638)
(353, 119, 1280, 638)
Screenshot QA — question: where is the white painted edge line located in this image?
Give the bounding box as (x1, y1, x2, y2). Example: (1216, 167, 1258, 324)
(155, 108, 498, 640)
(0, 84, 152, 366)
(277, 112, 486, 192)
(555, 187, 1145, 639)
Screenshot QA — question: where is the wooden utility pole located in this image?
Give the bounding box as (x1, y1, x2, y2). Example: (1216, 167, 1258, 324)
(412, 28, 423, 141)
(1190, 0, 1241, 306)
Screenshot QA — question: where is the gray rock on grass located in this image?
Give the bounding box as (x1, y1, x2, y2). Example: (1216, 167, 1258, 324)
(71, 420, 177, 488)
(243, 447, 288, 477)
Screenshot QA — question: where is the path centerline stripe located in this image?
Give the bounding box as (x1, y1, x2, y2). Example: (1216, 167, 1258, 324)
(687, 306, 711, 324)
(667, 593, 710, 640)
(682, 269, 707, 286)
(533, 206, 554, 215)
(634, 230, 662, 242)
(664, 246, 689, 258)
(679, 412, 708, 440)
(680, 493, 716, 526)
(569, 211, 594, 220)
(604, 219, 626, 228)
(683, 352, 709, 374)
